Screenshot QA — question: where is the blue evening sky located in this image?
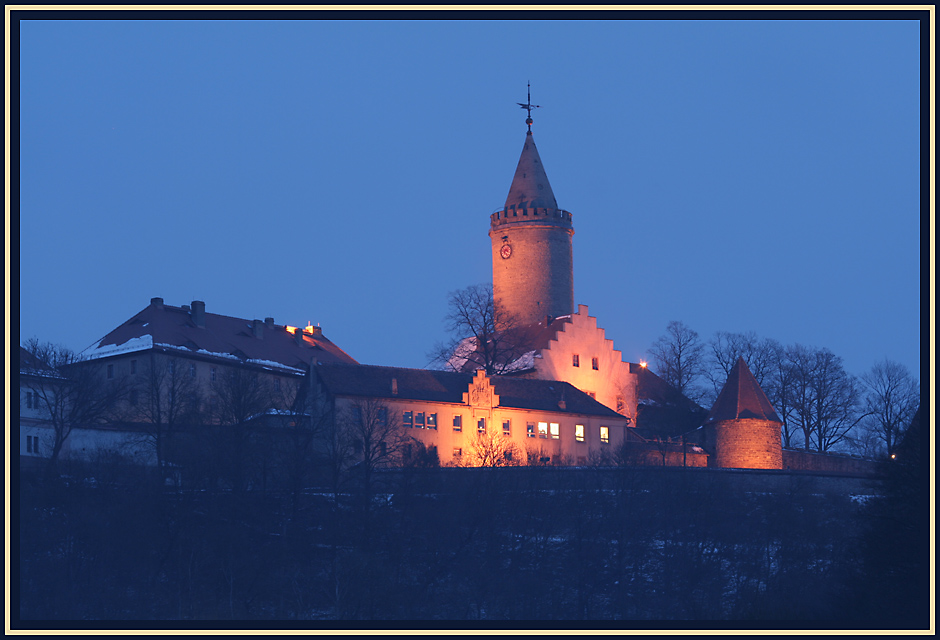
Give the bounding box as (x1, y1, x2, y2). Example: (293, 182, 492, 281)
(17, 16, 923, 382)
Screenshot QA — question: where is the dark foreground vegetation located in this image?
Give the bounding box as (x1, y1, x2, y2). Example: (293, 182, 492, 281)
(16, 452, 928, 629)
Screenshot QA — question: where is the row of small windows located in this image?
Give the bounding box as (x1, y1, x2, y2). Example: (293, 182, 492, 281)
(571, 354, 600, 370)
(403, 410, 609, 444)
(403, 411, 438, 429)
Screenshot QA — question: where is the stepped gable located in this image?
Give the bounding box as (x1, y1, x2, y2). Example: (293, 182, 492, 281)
(85, 298, 357, 372)
(504, 132, 559, 212)
(707, 357, 781, 423)
(315, 363, 623, 418)
(447, 315, 573, 374)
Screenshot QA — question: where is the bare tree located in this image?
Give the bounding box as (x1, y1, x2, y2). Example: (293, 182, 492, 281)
(465, 429, 522, 467)
(21, 339, 128, 481)
(339, 398, 409, 501)
(705, 331, 782, 402)
(129, 354, 203, 480)
(860, 359, 920, 458)
(647, 320, 706, 402)
(785, 345, 865, 452)
(429, 283, 533, 375)
(208, 368, 274, 493)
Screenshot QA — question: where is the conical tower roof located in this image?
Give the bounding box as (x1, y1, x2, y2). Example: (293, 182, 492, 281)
(504, 132, 559, 211)
(707, 357, 781, 423)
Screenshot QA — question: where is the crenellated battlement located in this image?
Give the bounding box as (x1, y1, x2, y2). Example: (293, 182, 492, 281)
(490, 207, 573, 228)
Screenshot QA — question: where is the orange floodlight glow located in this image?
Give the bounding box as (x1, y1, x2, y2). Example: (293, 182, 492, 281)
(639, 361, 648, 368)
(285, 326, 298, 335)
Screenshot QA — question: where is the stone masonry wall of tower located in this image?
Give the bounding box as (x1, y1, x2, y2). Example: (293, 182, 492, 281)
(490, 131, 574, 325)
(490, 221, 573, 324)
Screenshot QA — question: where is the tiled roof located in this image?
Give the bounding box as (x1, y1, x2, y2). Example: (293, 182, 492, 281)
(315, 363, 625, 419)
(503, 132, 559, 211)
(85, 298, 357, 373)
(706, 357, 781, 423)
(19, 347, 58, 375)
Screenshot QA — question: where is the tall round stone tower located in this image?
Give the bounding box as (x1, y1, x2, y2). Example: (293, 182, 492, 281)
(489, 115, 574, 326)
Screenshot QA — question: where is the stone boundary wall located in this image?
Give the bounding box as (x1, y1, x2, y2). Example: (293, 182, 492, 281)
(783, 449, 883, 475)
(372, 464, 880, 497)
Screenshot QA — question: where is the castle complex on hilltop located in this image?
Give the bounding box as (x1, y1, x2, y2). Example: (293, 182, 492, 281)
(19, 96, 879, 477)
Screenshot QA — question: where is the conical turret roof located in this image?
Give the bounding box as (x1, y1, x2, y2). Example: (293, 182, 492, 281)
(504, 132, 559, 211)
(707, 357, 781, 423)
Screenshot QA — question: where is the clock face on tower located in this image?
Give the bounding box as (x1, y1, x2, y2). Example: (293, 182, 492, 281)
(500, 244, 513, 259)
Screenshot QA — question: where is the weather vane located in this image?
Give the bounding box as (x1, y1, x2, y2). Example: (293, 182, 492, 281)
(517, 82, 540, 132)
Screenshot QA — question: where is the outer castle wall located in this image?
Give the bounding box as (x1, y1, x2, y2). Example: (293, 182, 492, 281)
(783, 449, 883, 475)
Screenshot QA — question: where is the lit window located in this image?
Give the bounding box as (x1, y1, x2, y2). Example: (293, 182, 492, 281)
(107, 364, 114, 379)
(550, 423, 560, 439)
(527, 422, 536, 438)
(572, 354, 580, 367)
(478, 418, 486, 433)
(592, 357, 599, 370)
(453, 415, 462, 431)
(130, 359, 137, 374)
(538, 422, 548, 439)
(453, 447, 462, 458)
(575, 424, 584, 442)
(403, 411, 413, 428)
(600, 426, 610, 444)
(211, 367, 217, 382)
(190, 363, 197, 378)
(427, 413, 437, 430)
(415, 412, 425, 429)
(502, 419, 511, 436)
(274, 378, 281, 392)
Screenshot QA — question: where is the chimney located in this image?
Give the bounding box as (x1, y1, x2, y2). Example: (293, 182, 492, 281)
(391, 378, 398, 396)
(192, 300, 206, 328)
(294, 328, 304, 346)
(181, 304, 190, 312)
(252, 319, 264, 339)
(151, 297, 164, 308)
(265, 317, 275, 330)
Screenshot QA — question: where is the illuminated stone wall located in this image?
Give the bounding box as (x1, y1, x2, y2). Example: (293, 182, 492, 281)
(531, 305, 638, 423)
(490, 218, 574, 326)
(331, 394, 627, 468)
(711, 418, 783, 470)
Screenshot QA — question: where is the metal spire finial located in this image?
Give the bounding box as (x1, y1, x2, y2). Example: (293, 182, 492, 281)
(516, 82, 540, 133)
